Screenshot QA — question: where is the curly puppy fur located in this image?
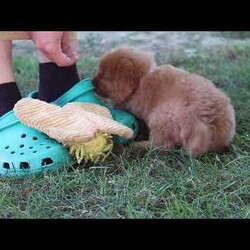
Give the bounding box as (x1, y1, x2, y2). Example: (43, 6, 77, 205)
(93, 46, 236, 157)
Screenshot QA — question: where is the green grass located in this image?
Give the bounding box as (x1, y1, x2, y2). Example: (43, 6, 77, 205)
(1, 41, 250, 218)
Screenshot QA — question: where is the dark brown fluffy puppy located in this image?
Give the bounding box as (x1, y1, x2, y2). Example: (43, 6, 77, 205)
(93, 47, 236, 156)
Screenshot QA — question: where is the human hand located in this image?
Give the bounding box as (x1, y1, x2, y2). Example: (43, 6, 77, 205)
(31, 31, 78, 66)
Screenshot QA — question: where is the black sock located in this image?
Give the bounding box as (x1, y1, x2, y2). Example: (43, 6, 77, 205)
(38, 62, 80, 102)
(0, 82, 22, 117)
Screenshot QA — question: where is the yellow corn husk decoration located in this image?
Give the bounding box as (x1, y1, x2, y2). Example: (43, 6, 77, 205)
(14, 98, 134, 164)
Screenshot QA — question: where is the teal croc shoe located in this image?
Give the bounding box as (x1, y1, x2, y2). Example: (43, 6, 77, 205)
(0, 78, 139, 178)
(0, 111, 72, 177)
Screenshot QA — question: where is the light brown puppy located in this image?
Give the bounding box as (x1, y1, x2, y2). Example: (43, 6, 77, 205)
(93, 47, 236, 157)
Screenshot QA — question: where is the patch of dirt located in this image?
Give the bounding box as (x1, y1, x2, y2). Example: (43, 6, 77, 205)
(13, 32, 250, 63)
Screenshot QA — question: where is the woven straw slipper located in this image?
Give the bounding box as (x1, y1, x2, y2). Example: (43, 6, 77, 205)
(14, 98, 134, 164)
(29, 79, 140, 144)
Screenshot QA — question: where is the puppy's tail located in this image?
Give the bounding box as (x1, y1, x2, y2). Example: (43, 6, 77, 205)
(184, 119, 214, 157)
(211, 103, 236, 153)
(184, 110, 235, 157)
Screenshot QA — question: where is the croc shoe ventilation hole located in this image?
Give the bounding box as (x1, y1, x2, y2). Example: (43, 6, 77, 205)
(1, 132, 55, 171)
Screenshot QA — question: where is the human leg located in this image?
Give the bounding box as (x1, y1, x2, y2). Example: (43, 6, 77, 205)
(0, 40, 21, 116)
(37, 32, 80, 102)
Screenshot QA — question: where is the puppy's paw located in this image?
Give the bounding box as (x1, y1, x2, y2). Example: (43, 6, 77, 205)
(130, 140, 152, 150)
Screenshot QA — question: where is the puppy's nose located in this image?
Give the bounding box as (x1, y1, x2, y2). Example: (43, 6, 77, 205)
(92, 76, 98, 86)
(92, 77, 102, 94)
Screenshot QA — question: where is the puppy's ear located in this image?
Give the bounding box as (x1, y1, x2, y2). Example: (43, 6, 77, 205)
(111, 77, 138, 104)
(97, 46, 156, 104)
